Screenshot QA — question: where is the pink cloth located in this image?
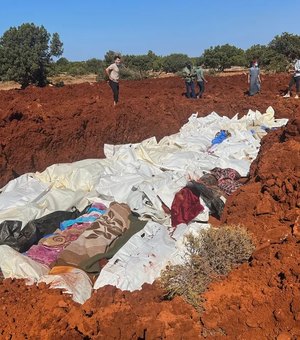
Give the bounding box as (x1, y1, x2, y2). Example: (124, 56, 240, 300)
(26, 222, 91, 266)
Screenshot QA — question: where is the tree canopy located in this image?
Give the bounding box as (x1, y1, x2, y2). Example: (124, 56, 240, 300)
(269, 32, 300, 61)
(202, 44, 246, 71)
(0, 26, 299, 84)
(0, 23, 63, 88)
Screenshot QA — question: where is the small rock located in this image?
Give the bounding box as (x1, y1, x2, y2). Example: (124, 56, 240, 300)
(293, 215, 300, 238)
(273, 309, 284, 322)
(290, 327, 300, 336)
(201, 314, 218, 329)
(58, 300, 68, 308)
(256, 193, 274, 215)
(262, 226, 289, 244)
(276, 332, 292, 340)
(245, 317, 258, 328)
(284, 180, 293, 193)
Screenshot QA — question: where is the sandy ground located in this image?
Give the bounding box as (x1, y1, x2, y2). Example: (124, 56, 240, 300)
(0, 74, 299, 339)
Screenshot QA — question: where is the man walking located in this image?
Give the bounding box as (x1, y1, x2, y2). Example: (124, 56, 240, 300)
(182, 63, 196, 98)
(195, 64, 208, 98)
(106, 55, 121, 106)
(283, 58, 300, 99)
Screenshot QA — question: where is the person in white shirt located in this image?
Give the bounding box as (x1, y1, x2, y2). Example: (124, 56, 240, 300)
(105, 55, 121, 106)
(283, 59, 300, 99)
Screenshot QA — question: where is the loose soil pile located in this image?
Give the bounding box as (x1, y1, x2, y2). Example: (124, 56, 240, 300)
(0, 74, 299, 339)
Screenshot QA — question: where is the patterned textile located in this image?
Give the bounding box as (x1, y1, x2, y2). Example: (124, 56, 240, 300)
(55, 202, 131, 267)
(79, 214, 148, 273)
(26, 222, 92, 266)
(26, 246, 61, 266)
(217, 178, 243, 196)
(60, 211, 105, 230)
(210, 167, 241, 181)
(171, 187, 204, 228)
(210, 167, 242, 195)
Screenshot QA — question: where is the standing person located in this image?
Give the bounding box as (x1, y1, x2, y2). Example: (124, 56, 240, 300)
(182, 63, 196, 98)
(283, 59, 300, 99)
(248, 60, 261, 96)
(195, 64, 208, 98)
(105, 55, 121, 106)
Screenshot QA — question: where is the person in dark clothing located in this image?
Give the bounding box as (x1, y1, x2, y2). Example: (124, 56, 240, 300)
(182, 63, 196, 98)
(195, 64, 208, 98)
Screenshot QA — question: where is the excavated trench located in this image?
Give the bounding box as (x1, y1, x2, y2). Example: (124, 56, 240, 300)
(0, 74, 299, 339)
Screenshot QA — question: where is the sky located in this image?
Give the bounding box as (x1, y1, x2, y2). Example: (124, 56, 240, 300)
(1, 0, 300, 61)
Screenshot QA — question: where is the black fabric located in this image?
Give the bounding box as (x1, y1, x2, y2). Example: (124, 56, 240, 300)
(25, 209, 81, 240)
(0, 209, 81, 253)
(109, 79, 119, 103)
(188, 181, 225, 219)
(0, 220, 23, 250)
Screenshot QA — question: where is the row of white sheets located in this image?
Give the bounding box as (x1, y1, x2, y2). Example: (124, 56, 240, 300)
(0, 107, 288, 228)
(0, 219, 209, 301)
(0, 108, 288, 298)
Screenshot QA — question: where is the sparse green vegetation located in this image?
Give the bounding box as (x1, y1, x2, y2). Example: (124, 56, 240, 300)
(160, 225, 255, 311)
(0, 23, 63, 88)
(1, 24, 299, 87)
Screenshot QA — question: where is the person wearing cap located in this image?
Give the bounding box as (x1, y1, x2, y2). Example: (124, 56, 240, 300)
(283, 59, 300, 99)
(181, 63, 196, 98)
(248, 60, 261, 96)
(105, 55, 121, 106)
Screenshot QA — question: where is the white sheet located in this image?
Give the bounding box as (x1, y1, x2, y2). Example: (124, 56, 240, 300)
(93, 221, 210, 291)
(0, 107, 288, 295)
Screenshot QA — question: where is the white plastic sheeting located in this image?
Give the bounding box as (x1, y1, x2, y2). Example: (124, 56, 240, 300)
(0, 245, 49, 282)
(0, 174, 50, 211)
(0, 245, 92, 304)
(0, 108, 288, 295)
(94, 221, 210, 291)
(39, 268, 92, 304)
(0, 108, 288, 228)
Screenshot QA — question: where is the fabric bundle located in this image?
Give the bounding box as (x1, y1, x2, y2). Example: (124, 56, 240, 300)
(55, 202, 131, 267)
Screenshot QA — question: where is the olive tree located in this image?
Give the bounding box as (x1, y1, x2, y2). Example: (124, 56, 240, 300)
(202, 44, 246, 71)
(269, 32, 300, 61)
(0, 23, 63, 88)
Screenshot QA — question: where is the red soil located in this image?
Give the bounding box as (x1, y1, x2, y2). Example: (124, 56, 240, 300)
(0, 74, 299, 339)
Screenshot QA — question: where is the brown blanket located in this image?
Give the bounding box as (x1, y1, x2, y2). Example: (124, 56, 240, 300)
(54, 202, 131, 267)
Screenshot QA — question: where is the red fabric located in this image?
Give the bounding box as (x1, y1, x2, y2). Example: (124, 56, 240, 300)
(171, 187, 204, 228)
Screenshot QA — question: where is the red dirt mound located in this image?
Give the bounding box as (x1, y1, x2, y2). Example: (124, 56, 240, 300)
(204, 117, 300, 339)
(0, 74, 299, 339)
(0, 74, 298, 188)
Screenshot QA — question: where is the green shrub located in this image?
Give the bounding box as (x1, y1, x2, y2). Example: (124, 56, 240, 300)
(119, 66, 144, 80)
(0, 23, 63, 88)
(54, 81, 64, 87)
(160, 225, 254, 311)
(190, 225, 255, 276)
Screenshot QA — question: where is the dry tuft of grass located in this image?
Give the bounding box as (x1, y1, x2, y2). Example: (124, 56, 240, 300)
(160, 225, 254, 311)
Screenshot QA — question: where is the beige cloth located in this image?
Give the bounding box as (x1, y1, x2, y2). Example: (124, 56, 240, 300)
(55, 202, 131, 267)
(107, 63, 119, 82)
